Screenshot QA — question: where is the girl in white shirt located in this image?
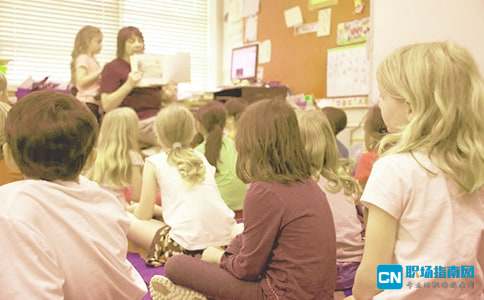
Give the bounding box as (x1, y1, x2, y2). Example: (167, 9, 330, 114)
(351, 42, 484, 300)
(130, 104, 237, 266)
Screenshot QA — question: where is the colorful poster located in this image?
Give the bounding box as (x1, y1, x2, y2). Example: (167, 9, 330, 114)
(337, 17, 370, 46)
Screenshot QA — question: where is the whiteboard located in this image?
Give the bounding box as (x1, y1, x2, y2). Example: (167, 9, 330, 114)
(327, 43, 369, 97)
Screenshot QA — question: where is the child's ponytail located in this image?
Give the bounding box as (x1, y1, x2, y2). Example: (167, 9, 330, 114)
(155, 104, 207, 186)
(196, 102, 227, 170)
(167, 143, 206, 186)
(204, 124, 223, 169)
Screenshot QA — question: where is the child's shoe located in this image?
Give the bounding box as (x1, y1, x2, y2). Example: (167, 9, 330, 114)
(150, 275, 207, 300)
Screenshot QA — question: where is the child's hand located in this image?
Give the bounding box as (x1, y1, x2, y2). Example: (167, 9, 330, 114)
(127, 71, 143, 88)
(201, 246, 224, 264)
(127, 202, 138, 213)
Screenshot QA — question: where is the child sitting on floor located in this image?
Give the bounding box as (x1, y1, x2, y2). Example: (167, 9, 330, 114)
(224, 98, 248, 139)
(0, 91, 146, 299)
(129, 104, 238, 267)
(354, 105, 387, 189)
(352, 42, 484, 300)
(194, 101, 247, 212)
(298, 110, 364, 295)
(149, 99, 337, 300)
(323, 106, 349, 158)
(87, 107, 143, 205)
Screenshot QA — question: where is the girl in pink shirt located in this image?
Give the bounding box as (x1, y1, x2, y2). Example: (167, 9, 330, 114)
(71, 26, 103, 122)
(298, 110, 364, 296)
(352, 42, 484, 300)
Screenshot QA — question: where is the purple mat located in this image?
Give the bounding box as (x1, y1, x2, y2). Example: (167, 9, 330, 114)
(127, 252, 165, 300)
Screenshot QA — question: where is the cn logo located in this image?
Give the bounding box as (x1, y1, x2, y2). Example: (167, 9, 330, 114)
(377, 264, 403, 290)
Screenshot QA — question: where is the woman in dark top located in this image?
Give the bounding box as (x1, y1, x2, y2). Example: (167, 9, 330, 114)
(149, 99, 337, 300)
(100, 26, 174, 147)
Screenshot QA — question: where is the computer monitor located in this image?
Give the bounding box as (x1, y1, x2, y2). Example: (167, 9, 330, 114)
(231, 44, 258, 82)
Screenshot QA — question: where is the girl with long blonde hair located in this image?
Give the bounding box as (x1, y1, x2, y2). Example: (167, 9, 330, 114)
(71, 25, 103, 122)
(87, 107, 143, 204)
(298, 110, 363, 294)
(129, 104, 237, 267)
(352, 42, 484, 300)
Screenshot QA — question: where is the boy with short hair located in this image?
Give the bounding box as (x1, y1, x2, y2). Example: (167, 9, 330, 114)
(0, 91, 146, 299)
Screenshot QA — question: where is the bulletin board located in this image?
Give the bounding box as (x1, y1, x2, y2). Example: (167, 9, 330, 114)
(257, 0, 370, 98)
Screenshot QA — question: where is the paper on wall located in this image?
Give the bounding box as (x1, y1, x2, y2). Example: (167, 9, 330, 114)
(228, 0, 242, 22)
(258, 40, 271, 64)
(241, 0, 260, 17)
(284, 6, 303, 28)
(245, 16, 258, 42)
(295, 22, 318, 35)
(317, 8, 331, 37)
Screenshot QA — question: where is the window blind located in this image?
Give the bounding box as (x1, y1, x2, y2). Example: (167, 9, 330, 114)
(1, 0, 214, 90)
(0, 0, 119, 85)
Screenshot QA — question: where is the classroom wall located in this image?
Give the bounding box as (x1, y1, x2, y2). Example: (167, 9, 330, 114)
(258, 0, 370, 98)
(369, 0, 484, 102)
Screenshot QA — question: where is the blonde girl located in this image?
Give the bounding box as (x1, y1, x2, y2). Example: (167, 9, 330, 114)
(71, 25, 103, 122)
(87, 107, 143, 204)
(298, 110, 364, 295)
(129, 104, 236, 267)
(352, 42, 484, 299)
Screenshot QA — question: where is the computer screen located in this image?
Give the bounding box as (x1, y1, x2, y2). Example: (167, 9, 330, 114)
(231, 44, 258, 82)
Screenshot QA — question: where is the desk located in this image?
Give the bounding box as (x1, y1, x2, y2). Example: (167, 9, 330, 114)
(214, 86, 287, 104)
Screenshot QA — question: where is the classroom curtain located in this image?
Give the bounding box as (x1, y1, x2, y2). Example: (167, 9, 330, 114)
(0, 0, 119, 85)
(0, 0, 211, 89)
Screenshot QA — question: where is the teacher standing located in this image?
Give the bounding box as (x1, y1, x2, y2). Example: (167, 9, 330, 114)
(100, 26, 173, 147)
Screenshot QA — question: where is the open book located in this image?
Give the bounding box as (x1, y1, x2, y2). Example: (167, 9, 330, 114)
(130, 53, 191, 87)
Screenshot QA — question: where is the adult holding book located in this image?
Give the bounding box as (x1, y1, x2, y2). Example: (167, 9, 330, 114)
(100, 26, 175, 147)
